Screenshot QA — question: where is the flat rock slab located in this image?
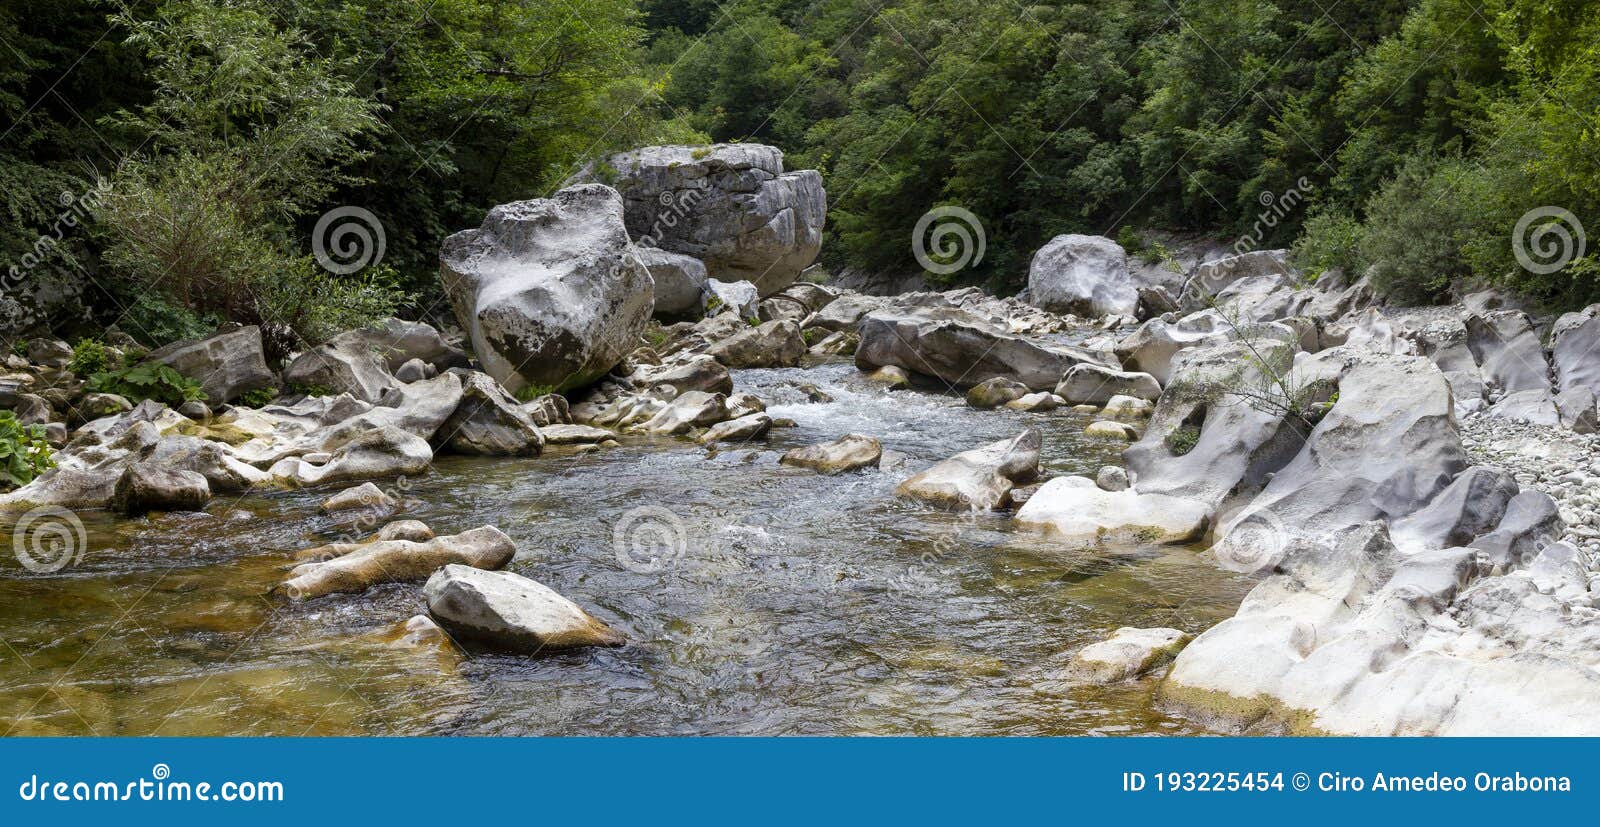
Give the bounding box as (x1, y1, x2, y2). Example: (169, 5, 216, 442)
(280, 525, 515, 600)
(1014, 476, 1210, 546)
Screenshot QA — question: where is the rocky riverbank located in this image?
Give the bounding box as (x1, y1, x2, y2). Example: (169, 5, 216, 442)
(6, 142, 1600, 736)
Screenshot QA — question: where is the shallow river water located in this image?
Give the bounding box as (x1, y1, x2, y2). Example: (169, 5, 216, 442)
(0, 360, 1254, 735)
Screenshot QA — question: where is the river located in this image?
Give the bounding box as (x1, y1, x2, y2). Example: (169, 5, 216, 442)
(0, 359, 1254, 735)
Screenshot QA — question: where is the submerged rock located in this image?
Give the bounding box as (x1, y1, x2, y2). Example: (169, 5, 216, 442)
(780, 434, 883, 474)
(1069, 627, 1191, 683)
(424, 564, 626, 652)
(280, 525, 516, 600)
(895, 430, 1041, 511)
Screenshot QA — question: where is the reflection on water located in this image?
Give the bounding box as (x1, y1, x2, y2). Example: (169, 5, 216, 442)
(0, 360, 1252, 735)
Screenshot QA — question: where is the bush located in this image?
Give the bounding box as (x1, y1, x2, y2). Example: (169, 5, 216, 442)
(87, 362, 207, 406)
(236, 387, 280, 408)
(0, 411, 55, 490)
(514, 384, 558, 403)
(1163, 425, 1200, 456)
(1358, 154, 1487, 305)
(67, 339, 113, 376)
(1292, 209, 1365, 282)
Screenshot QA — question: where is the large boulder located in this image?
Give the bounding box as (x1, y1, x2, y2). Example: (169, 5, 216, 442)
(1209, 350, 1466, 574)
(1181, 249, 1292, 309)
(634, 248, 709, 319)
(704, 320, 806, 368)
(424, 564, 626, 652)
(348, 318, 470, 372)
(1055, 364, 1160, 405)
(1164, 515, 1600, 735)
(1552, 303, 1600, 396)
(1124, 336, 1329, 509)
(597, 144, 824, 295)
(1014, 476, 1211, 546)
(1026, 234, 1137, 318)
(895, 430, 1041, 511)
(855, 306, 1111, 391)
(147, 326, 275, 404)
(437, 370, 544, 456)
(440, 184, 653, 394)
(111, 462, 211, 514)
(282, 329, 400, 403)
(1465, 309, 1551, 394)
(266, 425, 433, 488)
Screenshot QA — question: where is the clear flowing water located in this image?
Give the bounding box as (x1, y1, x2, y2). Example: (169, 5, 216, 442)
(0, 360, 1253, 736)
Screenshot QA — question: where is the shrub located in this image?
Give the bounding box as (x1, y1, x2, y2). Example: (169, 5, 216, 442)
(67, 339, 113, 376)
(87, 362, 207, 406)
(285, 381, 337, 398)
(237, 387, 279, 408)
(1164, 425, 1200, 456)
(1357, 154, 1488, 304)
(1291, 209, 1365, 282)
(514, 384, 558, 403)
(0, 412, 55, 490)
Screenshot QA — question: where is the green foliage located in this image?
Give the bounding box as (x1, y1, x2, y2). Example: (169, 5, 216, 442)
(67, 338, 113, 376)
(1292, 210, 1366, 282)
(1164, 426, 1199, 457)
(285, 381, 337, 398)
(236, 386, 279, 408)
(514, 384, 557, 403)
(0, 411, 54, 490)
(8, 0, 1600, 348)
(87, 361, 207, 406)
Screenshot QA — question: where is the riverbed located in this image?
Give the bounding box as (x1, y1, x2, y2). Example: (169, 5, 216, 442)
(0, 360, 1254, 735)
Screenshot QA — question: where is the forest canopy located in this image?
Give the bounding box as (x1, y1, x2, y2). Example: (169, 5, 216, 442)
(3, 0, 1598, 349)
